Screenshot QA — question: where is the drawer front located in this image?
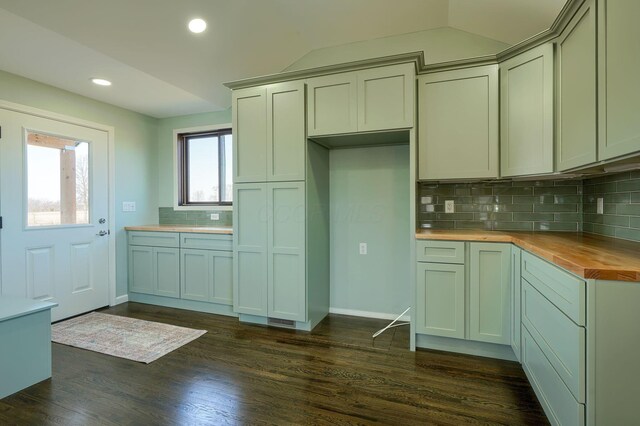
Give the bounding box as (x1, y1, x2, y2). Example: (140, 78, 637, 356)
(128, 231, 179, 248)
(521, 251, 585, 326)
(180, 233, 232, 251)
(522, 328, 585, 426)
(522, 280, 585, 403)
(416, 240, 465, 264)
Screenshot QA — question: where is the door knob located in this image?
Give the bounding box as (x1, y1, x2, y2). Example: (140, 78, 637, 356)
(97, 230, 109, 236)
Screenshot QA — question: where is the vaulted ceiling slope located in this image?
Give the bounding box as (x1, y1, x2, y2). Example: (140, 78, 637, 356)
(0, 0, 566, 118)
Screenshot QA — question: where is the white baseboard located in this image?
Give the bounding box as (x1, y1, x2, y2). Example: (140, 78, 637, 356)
(329, 307, 411, 322)
(113, 294, 129, 305)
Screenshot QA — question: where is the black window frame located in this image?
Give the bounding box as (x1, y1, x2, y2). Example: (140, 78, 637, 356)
(177, 128, 232, 207)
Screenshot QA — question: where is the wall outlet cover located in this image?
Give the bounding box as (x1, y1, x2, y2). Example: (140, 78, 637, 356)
(210, 213, 220, 220)
(445, 200, 455, 214)
(359, 242, 367, 255)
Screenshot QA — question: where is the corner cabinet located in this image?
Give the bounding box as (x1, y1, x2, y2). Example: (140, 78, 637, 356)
(500, 44, 555, 178)
(232, 81, 306, 183)
(418, 65, 499, 180)
(598, 0, 640, 160)
(307, 63, 415, 137)
(556, 0, 597, 171)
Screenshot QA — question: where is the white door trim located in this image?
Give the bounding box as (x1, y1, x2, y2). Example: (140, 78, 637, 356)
(0, 99, 117, 307)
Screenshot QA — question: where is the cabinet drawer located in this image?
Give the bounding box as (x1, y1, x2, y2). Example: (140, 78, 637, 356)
(128, 231, 179, 248)
(522, 280, 585, 403)
(416, 241, 465, 264)
(521, 251, 585, 326)
(180, 233, 232, 251)
(522, 328, 585, 426)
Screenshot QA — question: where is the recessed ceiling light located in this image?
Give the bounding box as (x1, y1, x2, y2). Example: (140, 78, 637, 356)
(188, 18, 207, 34)
(91, 78, 112, 86)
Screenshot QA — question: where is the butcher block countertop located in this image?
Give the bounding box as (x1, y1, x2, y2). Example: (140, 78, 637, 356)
(416, 230, 640, 282)
(125, 225, 233, 235)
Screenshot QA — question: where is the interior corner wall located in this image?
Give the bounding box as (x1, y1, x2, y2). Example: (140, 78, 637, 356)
(156, 110, 232, 208)
(0, 69, 159, 298)
(329, 144, 410, 317)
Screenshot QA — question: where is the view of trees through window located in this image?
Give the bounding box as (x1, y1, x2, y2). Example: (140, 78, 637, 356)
(27, 132, 89, 226)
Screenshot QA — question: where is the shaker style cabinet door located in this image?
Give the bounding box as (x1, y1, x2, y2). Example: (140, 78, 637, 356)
(598, 0, 640, 160)
(232, 87, 267, 183)
(416, 262, 465, 339)
(418, 65, 498, 180)
(307, 73, 357, 137)
(500, 44, 554, 177)
(469, 243, 511, 345)
(556, 0, 597, 171)
(266, 81, 306, 181)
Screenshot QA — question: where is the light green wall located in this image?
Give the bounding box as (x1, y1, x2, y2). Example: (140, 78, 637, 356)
(156, 110, 231, 207)
(329, 144, 410, 316)
(285, 27, 510, 72)
(0, 69, 158, 297)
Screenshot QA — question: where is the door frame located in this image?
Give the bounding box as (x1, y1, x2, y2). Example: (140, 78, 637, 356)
(0, 99, 117, 307)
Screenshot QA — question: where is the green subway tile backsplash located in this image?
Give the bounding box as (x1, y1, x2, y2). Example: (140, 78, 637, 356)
(418, 179, 583, 232)
(583, 171, 640, 242)
(158, 207, 232, 227)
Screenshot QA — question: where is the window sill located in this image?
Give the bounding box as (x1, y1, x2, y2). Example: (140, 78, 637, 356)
(173, 205, 233, 212)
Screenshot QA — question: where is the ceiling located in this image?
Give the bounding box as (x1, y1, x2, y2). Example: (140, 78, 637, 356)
(0, 0, 566, 118)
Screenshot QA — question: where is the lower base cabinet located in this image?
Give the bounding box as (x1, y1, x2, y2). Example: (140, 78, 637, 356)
(181, 249, 233, 305)
(416, 262, 465, 338)
(129, 245, 180, 298)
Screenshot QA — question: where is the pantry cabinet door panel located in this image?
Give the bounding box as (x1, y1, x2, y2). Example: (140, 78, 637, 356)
(233, 87, 267, 183)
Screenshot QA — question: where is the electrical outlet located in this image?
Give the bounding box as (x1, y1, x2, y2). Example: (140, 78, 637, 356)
(122, 201, 136, 212)
(597, 197, 604, 214)
(359, 242, 367, 255)
(421, 196, 432, 204)
(445, 200, 455, 214)
(210, 213, 220, 220)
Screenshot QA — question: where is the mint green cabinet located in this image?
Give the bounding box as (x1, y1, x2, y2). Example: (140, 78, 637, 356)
(232, 82, 305, 183)
(233, 183, 268, 316)
(500, 44, 554, 177)
(598, 0, 640, 160)
(128, 245, 180, 298)
(418, 65, 499, 180)
(511, 246, 522, 362)
(469, 243, 511, 345)
(181, 248, 233, 305)
(556, 0, 597, 171)
(307, 63, 414, 137)
(416, 262, 465, 338)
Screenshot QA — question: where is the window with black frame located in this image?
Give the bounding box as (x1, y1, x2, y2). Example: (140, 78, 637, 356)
(177, 129, 232, 206)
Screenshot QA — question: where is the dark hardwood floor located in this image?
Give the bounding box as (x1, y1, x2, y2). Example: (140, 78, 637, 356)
(0, 303, 548, 425)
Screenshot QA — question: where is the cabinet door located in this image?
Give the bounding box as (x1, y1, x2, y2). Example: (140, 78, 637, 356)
(233, 86, 267, 183)
(418, 65, 498, 180)
(556, 0, 597, 171)
(210, 250, 233, 306)
(357, 63, 415, 132)
(129, 245, 154, 295)
(500, 44, 554, 177)
(181, 248, 210, 302)
(266, 81, 306, 181)
(233, 183, 268, 316)
(307, 73, 357, 136)
(416, 262, 465, 339)
(155, 247, 180, 298)
(598, 0, 640, 160)
(469, 243, 511, 345)
(511, 246, 522, 362)
(267, 182, 306, 322)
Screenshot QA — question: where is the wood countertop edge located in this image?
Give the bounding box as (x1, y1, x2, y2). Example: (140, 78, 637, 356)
(415, 230, 640, 282)
(125, 225, 233, 234)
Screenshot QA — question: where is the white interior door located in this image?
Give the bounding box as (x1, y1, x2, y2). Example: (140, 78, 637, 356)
(0, 108, 110, 322)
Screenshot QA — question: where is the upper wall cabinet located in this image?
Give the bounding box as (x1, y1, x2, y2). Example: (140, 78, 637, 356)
(556, 0, 597, 171)
(418, 65, 499, 180)
(233, 81, 306, 183)
(598, 0, 640, 160)
(307, 63, 415, 137)
(500, 44, 555, 178)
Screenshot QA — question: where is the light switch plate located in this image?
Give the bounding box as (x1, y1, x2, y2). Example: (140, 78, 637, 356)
(445, 200, 455, 214)
(122, 201, 136, 212)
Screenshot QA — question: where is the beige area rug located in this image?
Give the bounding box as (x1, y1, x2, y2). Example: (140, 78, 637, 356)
(52, 312, 206, 364)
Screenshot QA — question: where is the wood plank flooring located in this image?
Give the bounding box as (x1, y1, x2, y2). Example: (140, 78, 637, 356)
(0, 303, 548, 425)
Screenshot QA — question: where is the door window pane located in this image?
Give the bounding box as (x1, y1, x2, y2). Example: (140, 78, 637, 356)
(26, 131, 90, 226)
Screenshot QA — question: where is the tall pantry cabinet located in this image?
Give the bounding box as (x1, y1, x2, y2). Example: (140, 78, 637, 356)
(232, 81, 329, 330)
